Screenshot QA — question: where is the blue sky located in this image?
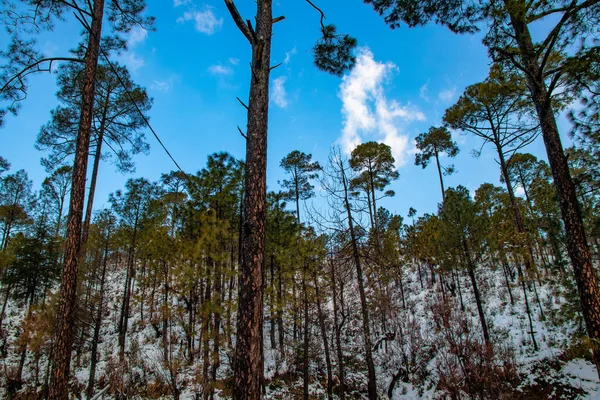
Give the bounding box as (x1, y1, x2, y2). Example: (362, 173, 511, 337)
(0, 0, 574, 221)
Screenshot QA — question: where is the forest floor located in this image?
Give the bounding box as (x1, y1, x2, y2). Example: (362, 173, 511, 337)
(2, 261, 600, 399)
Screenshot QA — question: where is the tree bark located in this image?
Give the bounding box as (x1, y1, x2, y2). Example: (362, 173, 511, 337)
(87, 239, 109, 398)
(434, 146, 446, 202)
(80, 117, 106, 254)
(463, 238, 490, 344)
(277, 258, 285, 359)
(313, 269, 333, 400)
(49, 1, 104, 397)
(508, 3, 600, 370)
(211, 259, 223, 396)
(269, 254, 276, 349)
(230, 0, 272, 397)
(118, 221, 138, 358)
(329, 257, 345, 400)
(302, 267, 310, 400)
(340, 158, 378, 399)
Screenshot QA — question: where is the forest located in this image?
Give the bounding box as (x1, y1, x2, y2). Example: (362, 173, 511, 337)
(1, 0, 600, 399)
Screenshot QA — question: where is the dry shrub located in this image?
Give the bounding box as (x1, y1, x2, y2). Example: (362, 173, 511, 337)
(431, 297, 519, 399)
(386, 314, 436, 398)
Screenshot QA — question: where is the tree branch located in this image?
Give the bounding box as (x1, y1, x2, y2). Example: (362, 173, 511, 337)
(237, 126, 247, 140)
(236, 96, 249, 110)
(224, 0, 255, 45)
(305, 0, 326, 29)
(1, 57, 84, 94)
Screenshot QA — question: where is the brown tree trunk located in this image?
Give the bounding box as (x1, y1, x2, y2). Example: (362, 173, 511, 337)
(340, 158, 378, 399)
(269, 254, 276, 349)
(499, 255, 515, 306)
(202, 271, 212, 398)
(80, 122, 105, 254)
(118, 225, 137, 358)
(87, 240, 109, 398)
(302, 267, 310, 400)
(313, 269, 333, 400)
(277, 259, 285, 359)
(211, 259, 222, 397)
(49, 1, 104, 397)
(230, 0, 272, 397)
(463, 238, 490, 343)
(508, 2, 600, 372)
(329, 257, 345, 400)
(434, 146, 446, 202)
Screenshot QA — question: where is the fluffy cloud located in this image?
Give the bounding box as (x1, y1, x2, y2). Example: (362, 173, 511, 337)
(284, 46, 297, 64)
(438, 87, 457, 102)
(338, 48, 425, 167)
(174, 0, 191, 6)
(150, 75, 178, 93)
(116, 26, 148, 73)
(177, 6, 223, 35)
(127, 26, 148, 48)
(419, 82, 430, 102)
(271, 76, 288, 108)
(117, 51, 145, 73)
(208, 65, 233, 75)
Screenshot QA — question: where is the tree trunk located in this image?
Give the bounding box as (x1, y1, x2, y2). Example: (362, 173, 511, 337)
(87, 240, 109, 399)
(80, 123, 105, 255)
(434, 146, 446, 202)
(293, 278, 298, 342)
(369, 165, 381, 244)
(211, 259, 222, 396)
(0, 284, 12, 345)
(49, 1, 105, 397)
(231, 0, 272, 397)
(277, 258, 285, 359)
(302, 267, 310, 400)
(340, 158, 378, 399)
(295, 172, 301, 224)
(452, 262, 465, 312)
(463, 238, 490, 343)
(313, 270, 333, 400)
(269, 254, 276, 349)
(118, 227, 137, 359)
(202, 272, 212, 398)
(517, 261, 538, 351)
(508, 2, 600, 371)
(500, 257, 515, 306)
(329, 257, 345, 400)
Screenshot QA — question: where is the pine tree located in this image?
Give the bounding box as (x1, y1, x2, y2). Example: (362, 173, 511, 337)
(223, 1, 356, 396)
(365, 0, 600, 372)
(415, 126, 459, 202)
(280, 150, 321, 224)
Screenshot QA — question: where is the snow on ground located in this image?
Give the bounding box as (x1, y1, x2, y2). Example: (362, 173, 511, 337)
(2, 258, 600, 398)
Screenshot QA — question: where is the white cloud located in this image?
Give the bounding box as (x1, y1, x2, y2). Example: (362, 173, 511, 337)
(419, 82, 430, 102)
(229, 57, 239, 65)
(177, 6, 223, 35)
(116, 26, 148, 73)
(450, 127, 466, 145)
(150, 75, 178, 93)
(438, 87, 457, 102)
(208, 64, 233, 75)
(116, 52, 145, 73)
(338, 47, 425, 167)
(284, 46, 297, 64)
(174, 0, 191, 6)
(127, 26, 148, 48)
(271, 76, 288, 108)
